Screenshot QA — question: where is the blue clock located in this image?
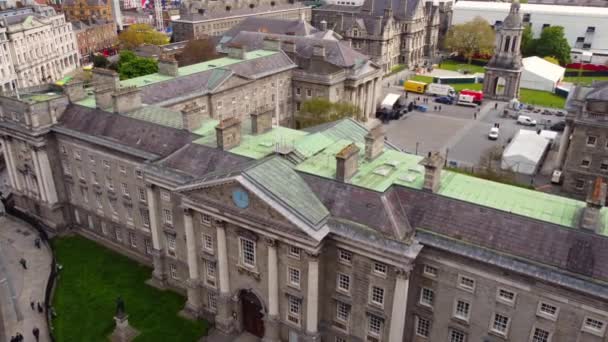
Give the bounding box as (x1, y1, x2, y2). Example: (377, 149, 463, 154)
(232, 188, 249, 209)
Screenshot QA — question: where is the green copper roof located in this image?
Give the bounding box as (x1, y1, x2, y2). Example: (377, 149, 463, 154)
(75, 95, 96, 108)
(245, 157, 329, 228)
(229, 127, 308, 159)
(122, 106, 183, 129)
(120, 49, 278, 88)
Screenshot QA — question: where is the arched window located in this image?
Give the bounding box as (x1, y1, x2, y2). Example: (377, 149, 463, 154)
(511, 36, 517, 53)
(504, 36, 511, 52)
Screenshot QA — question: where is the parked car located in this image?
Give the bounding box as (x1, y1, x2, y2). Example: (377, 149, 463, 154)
(550, 121, 566, 132)
(435, 96, 454, 105)
(488, 127, 499, 140)
(517, 115, 537, 126)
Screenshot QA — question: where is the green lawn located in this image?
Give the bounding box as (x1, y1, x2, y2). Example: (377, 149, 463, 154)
(52, 236, 208, 342)
(563, 75, 608, 86)
(410, 75, 434, 83)
(447, 83, 565, 108)
(437, 59, 486, 74)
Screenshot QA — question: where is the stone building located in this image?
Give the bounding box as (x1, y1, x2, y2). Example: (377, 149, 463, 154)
(171, 0, 311, 41)
(0, 6, 80, 90)
(72, 19, 117, 63)
(311, 0, 451, 73)
(61, 0, 114, 22)
(482, 0, 523, 101)
(1, 77, 608, 342)
(218, 26, 383, 123)
(558, 81, 608, 198)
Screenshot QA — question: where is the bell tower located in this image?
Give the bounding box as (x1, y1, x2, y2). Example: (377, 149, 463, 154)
(482, 0, 523, 101)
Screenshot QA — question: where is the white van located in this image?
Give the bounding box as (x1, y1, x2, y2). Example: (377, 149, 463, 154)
(517, 115, 537, 126)
(426, 84, 456, 97)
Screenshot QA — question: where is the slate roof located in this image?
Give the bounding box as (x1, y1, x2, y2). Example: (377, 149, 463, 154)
(177, 3, 309, 22)
(221, 31, 370, 69)
(63, 0, 107, 6)
(56, 105, 196, 158)
(223, 17, 319, 38)
(360, 0, 422, 20)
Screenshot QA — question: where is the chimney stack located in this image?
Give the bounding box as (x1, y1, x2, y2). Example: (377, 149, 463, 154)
(312, 44, 325, 58)
(336, 143, 360, 182)
(580, 177, 607, 232)
(111, 86, 142, 114)
(92, 68, 120, 91)
(419, 151, 444, 192)
(263, 36, 280, 51)
(158, 56, 179, 76)
(216, 117, 242, 150)
(320, 20, 328, 31)
(63, 80, 86, 102)
(94, 85, 113, 110)
(282, 40, 296, 54)
(226, 43, 246, 59)
(251, 108, 273, 135)
(181, 103, 205, 131)
(365, 123, 384, 161)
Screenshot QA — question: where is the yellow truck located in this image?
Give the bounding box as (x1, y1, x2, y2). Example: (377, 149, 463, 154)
(404, 80, 427, 94)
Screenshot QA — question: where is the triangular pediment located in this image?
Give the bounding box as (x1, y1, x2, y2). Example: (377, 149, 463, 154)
(211, 72, 253, 94)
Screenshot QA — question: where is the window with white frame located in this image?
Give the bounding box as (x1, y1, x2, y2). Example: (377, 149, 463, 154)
(88, 155, 95, 164)
(140, 209, 150, 228)
(109, 199, 117, 214)
(420, 287, 434, 307)
(76, 166, 84, 180)
(129, 232, 137, 247)
(161, 190, 171, 202)
(449, 329, 466, 342)
(62, 160, 71, 175)
(454, 299, 470, 321)
(202, 234, 214, 252)
(239, 237, 256, 268)
(423, 265, 438, 277)
(497, 288, 516, 304)
(337, 273, 350, 293)
(370, 286, 384, 306)
(458, 275, 475, 292)
(201, 213, 211, 224)
(582, 316, 606, 336)
(144, 238, 152, 254)
(95, 193, 103, 208)
(531, 327, 550, 342)
(287, 295, 301, 325)
(373, 262, 387, 276)
(415, 316, 430, 337)
(74, 150, 81, 160)
(103, 160, 110, 168)
(125, 206, 133, 222)
(336, 301, 350, 323)
(115, 227, 122, 242)
(121, 183, 129, 196)
(119, 164, 127, 175)
(87, 215, 94, 229)
(61, 145, 67, 155)
(208, 292, 217, 312)
(587, 136, 597, 146)
(135, 169, 143, 179)
(167, 235, 176, 251)
(288, 267, 301, 287)
(537, 302, 559, 320)
(206, 261, 216, 282)
(163, 208, 173, 225)
(80, 186, 88, 203)
(170, 263, 178, 279)
(338, 249, 352, 264)
(491, 313, 510, 335)
(368, 315, 383, 337)
(74, 209, 81, 224)
(106, 176, 113, 190)
(138, 187, 146, 202)
(288, 245, 301, 259)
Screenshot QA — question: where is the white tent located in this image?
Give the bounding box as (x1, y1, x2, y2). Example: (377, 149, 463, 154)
(501, 130, 551, 175)
(521, 57, 566, 92)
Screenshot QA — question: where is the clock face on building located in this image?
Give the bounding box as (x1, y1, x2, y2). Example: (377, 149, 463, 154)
(232, 188, 249, 209)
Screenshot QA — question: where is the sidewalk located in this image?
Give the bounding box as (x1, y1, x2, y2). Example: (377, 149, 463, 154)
(0, 216, 52, 342)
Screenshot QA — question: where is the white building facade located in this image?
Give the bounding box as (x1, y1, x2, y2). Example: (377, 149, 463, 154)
(0, 6, 80, 90)
(452, 1, 608, 58)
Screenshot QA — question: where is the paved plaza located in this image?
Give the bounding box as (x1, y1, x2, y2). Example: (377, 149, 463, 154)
(0, 216, 52, 342)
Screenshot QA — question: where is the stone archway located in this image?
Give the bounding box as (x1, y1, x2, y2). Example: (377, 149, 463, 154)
(494, 76, 506, 97)
(240, 289, 265, 338)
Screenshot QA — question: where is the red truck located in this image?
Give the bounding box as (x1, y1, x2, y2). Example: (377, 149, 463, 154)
(459, 89, 483, 105)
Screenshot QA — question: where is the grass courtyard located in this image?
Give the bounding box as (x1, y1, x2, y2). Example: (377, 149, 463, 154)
(436, 59, 486, 74)
(563, 75, 608, 86)
(52, 236, 208, 342)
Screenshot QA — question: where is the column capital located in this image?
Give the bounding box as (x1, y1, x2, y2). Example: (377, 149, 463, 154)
(305, 250, 320, 260)
(264, 237, 277, 247)
(395, 265, 413, 279)
(183, 207, 193, 216)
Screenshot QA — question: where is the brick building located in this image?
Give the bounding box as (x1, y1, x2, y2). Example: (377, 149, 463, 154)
(62, 0, 114, 22)
(72, 19, 117, 63)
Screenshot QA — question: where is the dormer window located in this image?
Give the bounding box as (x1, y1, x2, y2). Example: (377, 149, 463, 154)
(352, 29, 359, 37)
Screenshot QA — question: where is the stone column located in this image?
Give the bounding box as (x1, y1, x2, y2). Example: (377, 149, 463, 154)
(215, 223, 234, 333)
(146, 184, 166, 284)
(1, 138, 17, 190)
(263, 238, 280, 342)
(358, 85, 364, 121)
(305, 252, 320, 340)
(38, 148, 58, 204)
(366, 81, 373, 120)
(183, 208, 202, 316)
(5, 139, 23, 192)
(388, 268, 410, 342)
(31, 147, 47, 203)
(556, 122, 572, 169)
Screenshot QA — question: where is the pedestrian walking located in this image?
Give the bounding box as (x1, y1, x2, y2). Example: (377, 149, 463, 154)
(439, 105, 442, 111)
(30, 301, 35, 310)
(10, 335, 15, 342)
(474, 112, 477, 120)
(33, 327, 39, 342)
(37, 302, 43, 313)
(19, 258, 27, 269)
(433, 105, 437, 111)
(34, 237, 41, 249)
(494, 102, 498, 110)
(16, 332, 23, 341)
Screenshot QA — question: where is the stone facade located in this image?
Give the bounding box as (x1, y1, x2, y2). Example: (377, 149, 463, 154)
(61, 0, 114, 22)
(171, 1, 311, 41)
(482, 0, 523, 101)
(0, 6, 80, 90)
(72, 19, 117, 63)
(311, 0, 451, 73)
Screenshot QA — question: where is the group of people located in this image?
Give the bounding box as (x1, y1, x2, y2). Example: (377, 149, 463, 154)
(9, 328, 39, 342)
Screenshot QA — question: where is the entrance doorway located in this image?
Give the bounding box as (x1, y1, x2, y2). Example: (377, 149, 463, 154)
(241, 290, 264, 338)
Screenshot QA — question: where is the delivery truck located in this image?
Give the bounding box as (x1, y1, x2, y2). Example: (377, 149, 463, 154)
(457, 94, 477, 107)
(426, 83, 456, 97)
(459, 89, 483, 104)
(404, 80, 427, 94)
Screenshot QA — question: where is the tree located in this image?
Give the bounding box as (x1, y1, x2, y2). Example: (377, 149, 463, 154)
(93, 54, 109, 68)
(118, 24, 169, 49)
(176, 38, 219, 67)
(296, 98, 361, 128)
(534, 26, 571, 65)
(543, 56, 559, 65)
(117, 50, 158, 79)
(444, 17, 495, 64)
(520, 25, 535, 56)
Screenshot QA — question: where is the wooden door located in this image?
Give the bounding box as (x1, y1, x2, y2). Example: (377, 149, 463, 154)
(241, 291, 264, 338)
